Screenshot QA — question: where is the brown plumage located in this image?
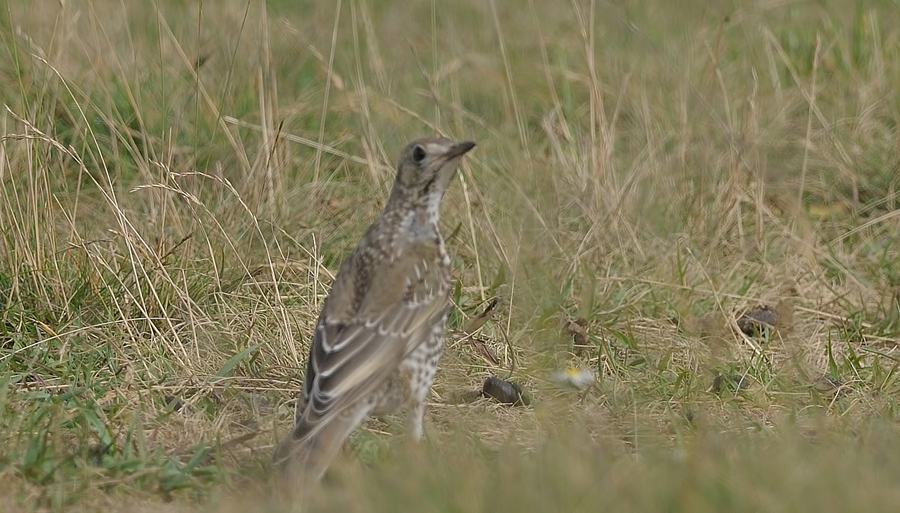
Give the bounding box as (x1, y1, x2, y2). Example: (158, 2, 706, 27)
(273, 137, 476, 482)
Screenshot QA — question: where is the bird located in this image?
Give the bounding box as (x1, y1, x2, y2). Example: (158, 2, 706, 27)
(273, 137, 476, 483)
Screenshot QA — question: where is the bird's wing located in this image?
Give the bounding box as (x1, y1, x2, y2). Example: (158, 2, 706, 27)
(292, 240, 450, 441)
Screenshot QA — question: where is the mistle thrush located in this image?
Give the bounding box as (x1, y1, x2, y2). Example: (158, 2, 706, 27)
(273, 137, 476, 482)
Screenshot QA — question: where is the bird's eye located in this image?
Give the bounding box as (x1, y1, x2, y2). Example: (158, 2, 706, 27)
(412, 145, 426, 163)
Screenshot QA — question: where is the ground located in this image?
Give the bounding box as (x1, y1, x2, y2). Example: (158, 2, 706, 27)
(2, 1, 900, 511)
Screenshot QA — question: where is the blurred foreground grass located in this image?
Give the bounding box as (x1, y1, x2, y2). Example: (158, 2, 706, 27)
(2, 0, 900, 511)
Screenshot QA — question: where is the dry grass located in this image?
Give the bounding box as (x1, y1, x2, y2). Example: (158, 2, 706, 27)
(2, 0, 900, 511)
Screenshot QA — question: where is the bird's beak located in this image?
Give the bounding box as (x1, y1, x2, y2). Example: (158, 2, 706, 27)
(440, 140, 476, 162)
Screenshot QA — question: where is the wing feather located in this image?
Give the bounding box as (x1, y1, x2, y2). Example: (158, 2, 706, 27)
(291, 239, 449, 441)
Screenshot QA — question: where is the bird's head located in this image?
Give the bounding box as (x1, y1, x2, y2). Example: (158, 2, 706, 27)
(390, 137, 476, 208)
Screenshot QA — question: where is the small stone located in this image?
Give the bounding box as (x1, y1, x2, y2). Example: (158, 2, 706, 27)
(164, 395, 185, 412)
(736, 305, 778, 337)
(565, 319, 590, 355)
(481, 376, 531, 406)
(712, 374, 753, 393)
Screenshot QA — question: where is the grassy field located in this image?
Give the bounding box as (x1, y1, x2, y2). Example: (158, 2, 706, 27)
(2, 0, 900, 511)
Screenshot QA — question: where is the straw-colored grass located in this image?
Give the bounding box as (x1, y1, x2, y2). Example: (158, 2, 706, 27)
(2, 1, 900, 511)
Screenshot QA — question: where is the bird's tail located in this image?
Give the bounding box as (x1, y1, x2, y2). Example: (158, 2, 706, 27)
(273, 409, 370, 484)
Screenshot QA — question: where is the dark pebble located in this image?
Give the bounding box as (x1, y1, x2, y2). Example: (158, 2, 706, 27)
(482, 376, 532, 406)
(712, 374, 753, 393)
(736, 306, 778, 336)
(164, 395, 185, 412)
